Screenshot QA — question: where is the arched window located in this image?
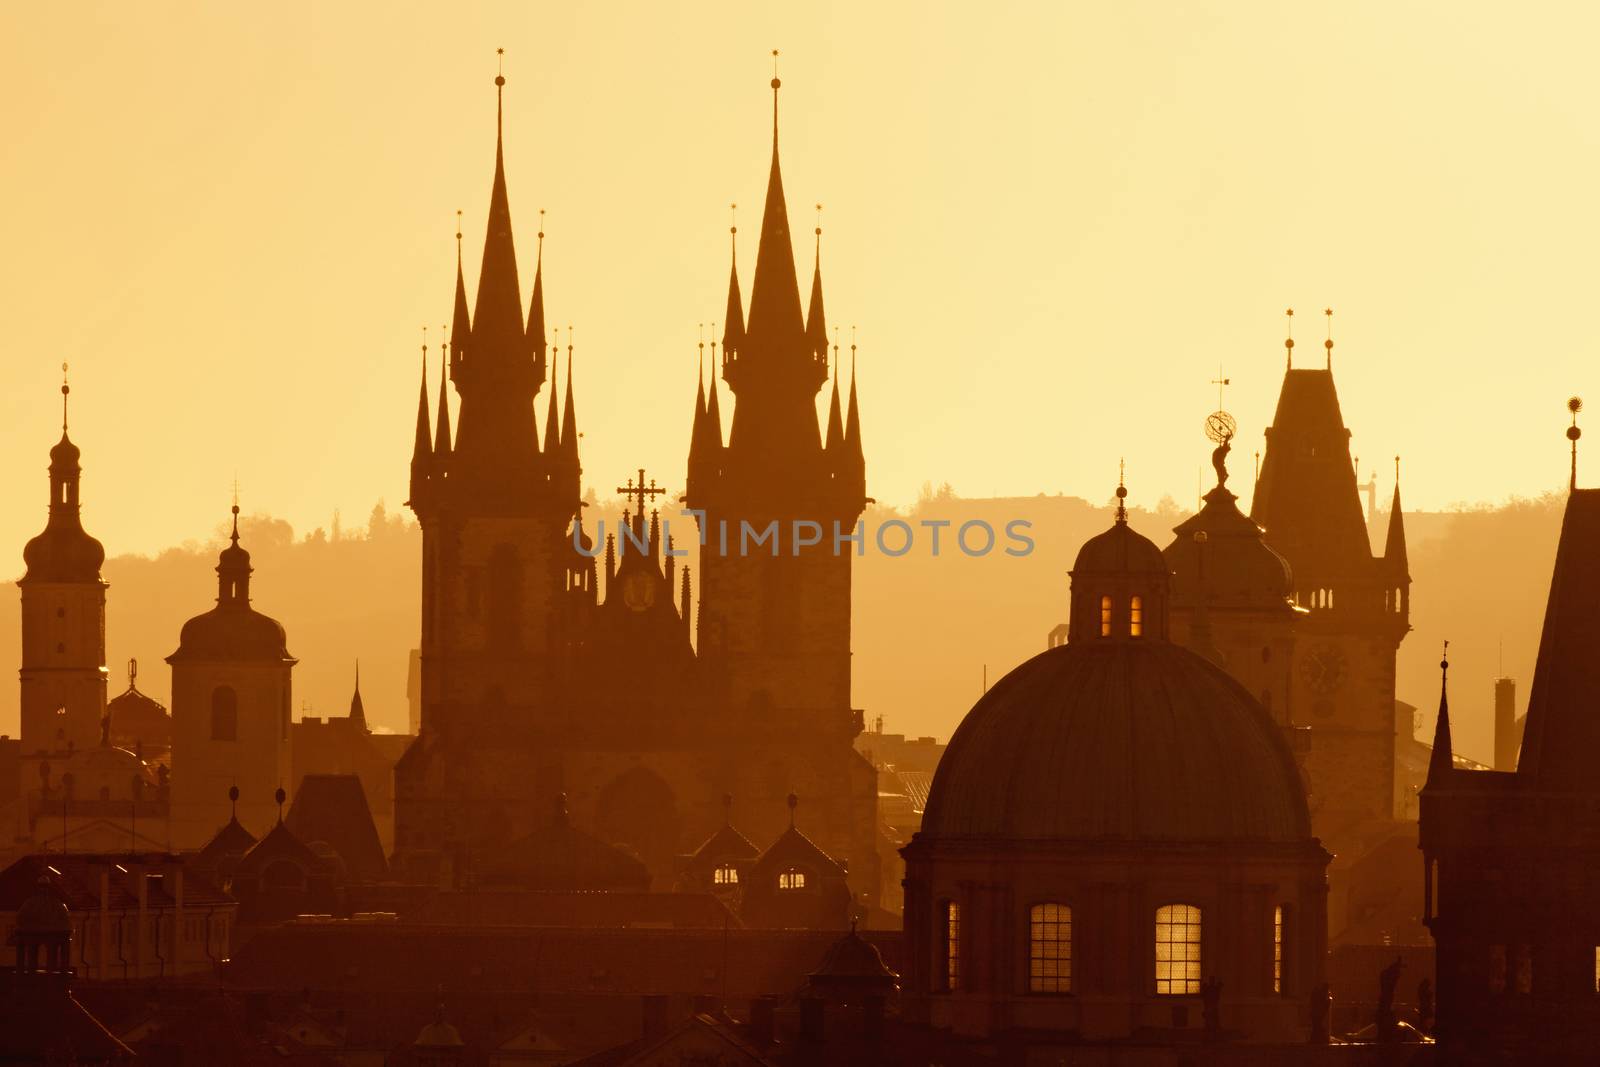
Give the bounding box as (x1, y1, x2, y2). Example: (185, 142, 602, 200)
(1154, 904, 1202, 995)
(210, 686, 238, 742)
(1029, 902, 1072, 993)
(1099, 596, 1112, 637)
(1129, 595, 1144, 637)
(1273, 905, 1285, 993)
(778, 867, 806, 890)
(713, 864, 739, 886)
(942, 900, 961, 992)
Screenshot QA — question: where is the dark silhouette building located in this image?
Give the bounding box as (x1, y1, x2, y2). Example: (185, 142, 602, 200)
(394, 69, 877, 911)
(1250, 326, 1409, 843)
(1420, 451, 1600, 1058)
(169, 504, 297, 845)
(902, 485, 1328, 1045)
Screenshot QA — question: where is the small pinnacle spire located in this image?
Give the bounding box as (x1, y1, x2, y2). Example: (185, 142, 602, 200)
(681, 562, 692, 631)
(1568, 396, 1584, 491)
(1427, 641, 1454, 787)
(1115, 459, 1128, 524)
(845, 329, 863, 466)
(544, 335, 561, 454)
(561, 329, 577, 457)
(723, 207, 746, 354)
(1385, 455, 1409, 573)
(411, 328, 433, 483)
(1324, 307, 1334, 370)
(435, 336, 453, 460)
(1284, 308, 1294, 371)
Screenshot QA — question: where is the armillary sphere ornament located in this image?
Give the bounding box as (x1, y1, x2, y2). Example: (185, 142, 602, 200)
(1204, 410, 1237, 445)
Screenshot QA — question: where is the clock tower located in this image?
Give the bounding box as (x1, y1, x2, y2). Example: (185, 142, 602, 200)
(1251, 314, 1409, 839)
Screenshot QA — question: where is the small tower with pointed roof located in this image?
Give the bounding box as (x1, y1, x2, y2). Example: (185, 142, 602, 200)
(168, 503, 297, 847)
(1251, 309, 1409, 831)
(20, 372, 110, 758)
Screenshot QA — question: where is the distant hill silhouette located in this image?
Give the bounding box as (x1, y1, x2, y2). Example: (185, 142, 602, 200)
(0, 490, 1563, 765)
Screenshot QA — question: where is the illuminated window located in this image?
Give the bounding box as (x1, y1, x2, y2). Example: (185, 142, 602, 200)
(1099, 596, 1112, 637)
(1273, 905, 1284, 994)
(713, 864, 738, 885)
(1129, 595, 1144, 637)
(943, 900, 961, 992)
(778, 868, 806, 890)
(1029, 903, 1072, 993)
(1155, 904, 1202, 995)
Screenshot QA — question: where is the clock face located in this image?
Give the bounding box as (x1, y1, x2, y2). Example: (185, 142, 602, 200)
(621, 572, 657, 613)
(1300, 644, 1348, 696)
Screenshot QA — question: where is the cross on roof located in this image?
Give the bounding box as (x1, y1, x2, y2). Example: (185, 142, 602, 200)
(616, 468, 666, 514)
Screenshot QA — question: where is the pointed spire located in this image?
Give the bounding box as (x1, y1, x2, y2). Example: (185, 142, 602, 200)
(665, 532, 676, 587)
(543, 335, 561, 454)
(434, 335, 453, 462)
(649, 509, 661, 565)
(410, 331, 433, 488)
(560, 332, 577, 459)
(604, 530, 616, 589)
(473, 52, 525, 354)
(806, 205, 827, 359)
(1385, 456, 1409, 573)
(745, 59, 805, 346)
(451, 216, 471, 372)
(845, 331, 863, 466)
(723, 212, 746, 355)
(527, 209, 547, 367)
(1426, 644, 1454, 787)
(707, 336, 725, 444)
(349, 660, 367, 729)
(824, 334, 844, 454)
(681, 564, 693, 632)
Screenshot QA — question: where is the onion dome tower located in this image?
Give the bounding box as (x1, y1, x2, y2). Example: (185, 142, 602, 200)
(168, 504, 297, 847)
(902, 480, 1328, 1045)
(19, 371, 109, 756)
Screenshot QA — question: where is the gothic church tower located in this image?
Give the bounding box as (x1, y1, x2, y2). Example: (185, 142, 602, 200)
(685, 73, 867, 730)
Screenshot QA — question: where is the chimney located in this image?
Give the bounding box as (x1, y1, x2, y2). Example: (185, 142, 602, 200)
(641, 994, 670, 1040)
(799, 996, 824, 1044)
(1494, 677, 1518, 771)
(749, 996, 777, 1046)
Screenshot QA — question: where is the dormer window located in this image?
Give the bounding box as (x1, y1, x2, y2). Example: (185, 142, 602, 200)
(1129, 596, 1144, 637)
(1099, 596, 1112, 637)
(778, 867, 806, 890)
(713, 864, 738, 885)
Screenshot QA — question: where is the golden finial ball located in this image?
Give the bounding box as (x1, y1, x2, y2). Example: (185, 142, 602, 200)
(1286, 338, 1295, 349)
(1325, 339, 1334, 350)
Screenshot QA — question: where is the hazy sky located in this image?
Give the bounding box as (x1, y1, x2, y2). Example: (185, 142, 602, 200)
(3, 3, 1597, 561)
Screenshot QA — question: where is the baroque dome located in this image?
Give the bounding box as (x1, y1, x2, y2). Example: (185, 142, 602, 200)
(921, 639, 1310, 843)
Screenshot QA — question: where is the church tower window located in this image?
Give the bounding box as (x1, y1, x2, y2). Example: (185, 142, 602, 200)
(713, 864, 738, 885)
(1099, 596, 1112, 637)
(1028, 902, 1072, 993)
(778, 867, 806, 890)
(1129, 596, 1144, 637)
(210, 686, 238, 741)
(1155, 904, 1202, 994)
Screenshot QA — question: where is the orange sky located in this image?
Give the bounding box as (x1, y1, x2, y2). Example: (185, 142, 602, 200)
(3, 3, 1597, 563)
